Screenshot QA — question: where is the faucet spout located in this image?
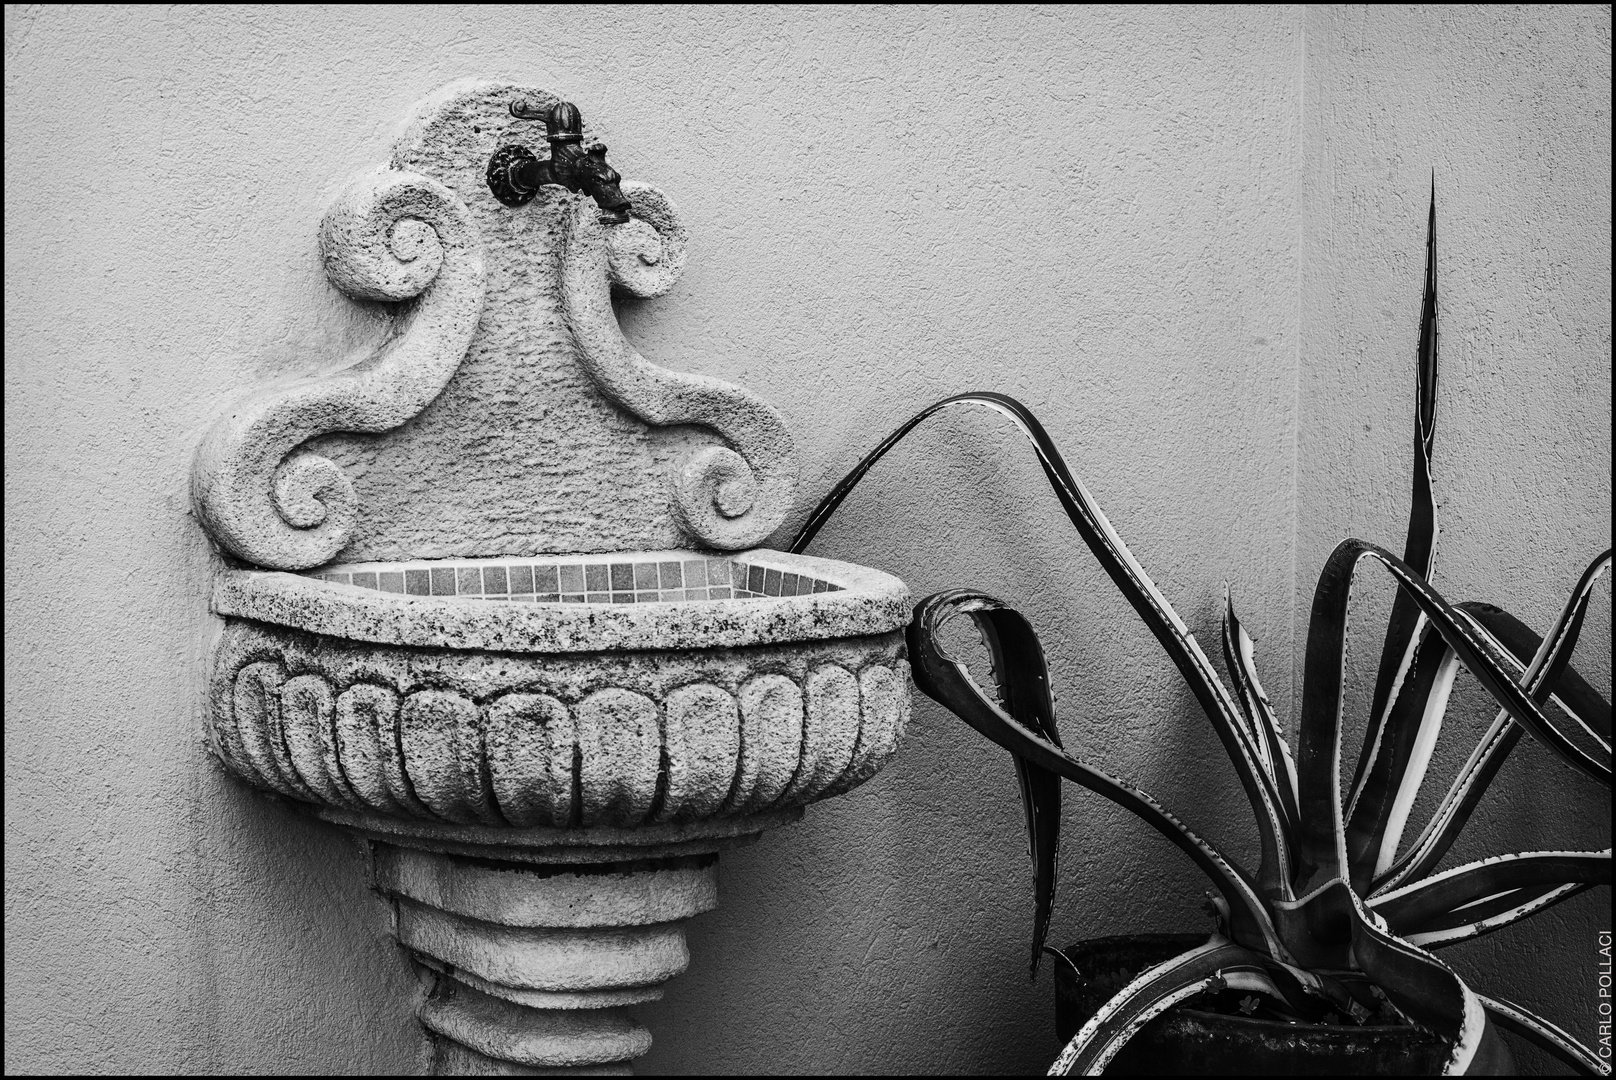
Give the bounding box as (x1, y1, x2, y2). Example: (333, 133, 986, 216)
(487, 99, 632, 224)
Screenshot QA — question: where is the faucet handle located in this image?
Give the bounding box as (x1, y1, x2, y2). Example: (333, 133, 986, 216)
(544, 101, 583, 144)
(510, 98, 584, 144)
(507, 96, 550, 121)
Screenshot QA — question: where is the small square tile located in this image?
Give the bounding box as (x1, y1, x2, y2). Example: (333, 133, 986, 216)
(812, 578, 829, 593)
(350, 571, 377, 590)
(747, 565, 765, 593)
(511, 593, 535, 604)
(763, 568, 782, 596)
(483, 565, 509, 595)
(658, 561, 683, 589)
(485, 595, 507, 602)
(509, 564, 534, 594)
(709, 586, 732, 599)
(610, 563, 634, 590)
(685, 559, 709, 587)
(406, 569, 431, 596)
(611, 592, 634, 604)
(706, 559, 731, 585)
(457, 567, 481, 594)
(379, 571, 405, 593)
(634, 562, 658, 589)
(535, 593, 560, 603)
(585, 564, 609, 591)
(586, 592, 610, 604)
(782, 572, 802, 596)
(327, 572, 351, 585)
(557, 564, 582, 593)
(431, 568, 457, 595)
(561, 593, 584, 604)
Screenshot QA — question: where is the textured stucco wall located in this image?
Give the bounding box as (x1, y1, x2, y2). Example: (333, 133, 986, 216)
(3, 5, 1605, 1075)
(1297, 6, 1612, 1072)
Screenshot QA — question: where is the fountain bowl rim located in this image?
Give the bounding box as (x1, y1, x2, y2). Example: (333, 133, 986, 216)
(212, 548, 908, 655)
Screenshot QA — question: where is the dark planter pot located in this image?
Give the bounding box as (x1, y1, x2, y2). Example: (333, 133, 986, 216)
(1053, 934, 1472, 1075)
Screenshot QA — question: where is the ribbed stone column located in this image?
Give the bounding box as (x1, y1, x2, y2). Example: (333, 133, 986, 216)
(375, 844, 720, 1074)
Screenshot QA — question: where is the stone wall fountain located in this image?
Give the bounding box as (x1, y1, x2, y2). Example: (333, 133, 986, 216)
(191, 79, 910, 1074)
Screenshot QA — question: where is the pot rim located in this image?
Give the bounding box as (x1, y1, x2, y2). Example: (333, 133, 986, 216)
(1058, 933, 1439, 1040)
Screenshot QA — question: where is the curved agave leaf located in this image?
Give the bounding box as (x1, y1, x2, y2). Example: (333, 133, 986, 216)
(1277, 744, 1507, 1073)
(1048, 937, 1298, 1076)
(1462, 604, 1612, 744)
(1348, 622, 1461, 888)
(794, 392, 1297, 897)
(908, 590, 1285, 959)
(1293, 539, 1607, 1074)
(1479, 995, 1607, 1075)
(1297, 541, 1611, 893)
(1223, 591, 1300, 831)
(1375, 551, 1613, 894)
(1350, 182, 1443, 819)
(1341, 885, 1511, 1074)
(1371, 850, 1611, 936)
(971, 593, 1065, 977)
(1405, 883, 1594, 948)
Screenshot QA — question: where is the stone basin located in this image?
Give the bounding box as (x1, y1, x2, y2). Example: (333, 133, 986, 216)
(208, 548, 910, 834)
(206, 547, 909, 1073)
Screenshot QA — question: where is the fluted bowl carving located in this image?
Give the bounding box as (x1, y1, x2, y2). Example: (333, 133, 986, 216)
(207, 550, 909, 829)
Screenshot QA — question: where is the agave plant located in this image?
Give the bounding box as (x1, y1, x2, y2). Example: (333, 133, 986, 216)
(789, 188, 1612, 1075)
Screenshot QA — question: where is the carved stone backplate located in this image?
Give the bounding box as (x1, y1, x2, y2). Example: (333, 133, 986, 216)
(193, 79, 797, 569)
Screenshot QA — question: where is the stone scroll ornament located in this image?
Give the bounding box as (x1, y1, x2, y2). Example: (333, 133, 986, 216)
(563, 184, 798, 550)
(192, 171, 486, 570)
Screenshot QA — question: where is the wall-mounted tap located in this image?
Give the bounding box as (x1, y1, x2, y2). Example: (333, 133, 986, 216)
(486, 99, 632, 223)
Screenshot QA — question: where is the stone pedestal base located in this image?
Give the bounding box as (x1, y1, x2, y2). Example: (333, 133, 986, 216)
(316, 808, 801, 1074)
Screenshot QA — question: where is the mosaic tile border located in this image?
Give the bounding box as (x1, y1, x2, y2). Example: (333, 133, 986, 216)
(307, 554, 842, 605)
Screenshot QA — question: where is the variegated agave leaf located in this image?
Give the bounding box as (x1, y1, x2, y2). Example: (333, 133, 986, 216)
(793, 186, 1609, 1075)
(970, 587, 1065, 976)
(1296, 541, 1611, 894)
(1371, 849, 1612, 945)
(1294, 540, 1610, 1073)
(1375, 550, 1612, 894)
(795, 392, 1298, 901)
(1346, 618, 1460, 890)
(1348, 179, 1442, 835)
(1480, 995, 1609, 1075)
(1223, 590, 1301, 836)
(907, 591, 1286, 959)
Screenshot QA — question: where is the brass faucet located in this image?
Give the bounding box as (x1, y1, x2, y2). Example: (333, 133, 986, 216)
(486, 99, 632, 224)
